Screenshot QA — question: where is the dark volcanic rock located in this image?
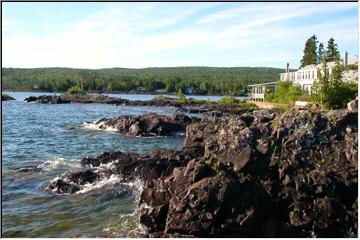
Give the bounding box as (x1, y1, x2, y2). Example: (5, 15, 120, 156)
(76, 113, 195, 137)
(48, 179, 80, 194)
(46, 99, 358, 237)
(2, 94, 15, 101)
(24, 95, 70, 104)
(24, 93, 124, 104)
(138, 105, 357, 237)
(50, 146, 204, 195)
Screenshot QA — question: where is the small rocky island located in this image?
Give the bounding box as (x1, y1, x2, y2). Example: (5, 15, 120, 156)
(42, 99, 358, 237)
(23, 93, 254, 111)
(2, 94, 15, 101)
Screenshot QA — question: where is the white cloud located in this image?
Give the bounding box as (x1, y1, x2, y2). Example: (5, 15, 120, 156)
(2, 3, 358, 68)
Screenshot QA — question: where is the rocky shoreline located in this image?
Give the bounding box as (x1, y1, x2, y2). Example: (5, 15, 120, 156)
(38, 98, 359, 237)
(23, 94, 257, 113)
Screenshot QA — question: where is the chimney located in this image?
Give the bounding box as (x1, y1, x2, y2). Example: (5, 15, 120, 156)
(345, 51, 348, 66)
(286, 63, 289, 73)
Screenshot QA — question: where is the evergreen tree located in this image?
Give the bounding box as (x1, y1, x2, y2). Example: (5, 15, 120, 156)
(311, 60, 358, 109)
(325, 38, 340, 62)
(300, 35, 318, 67)
(317, 42, 324, 64)
(178, 88, 186, 103)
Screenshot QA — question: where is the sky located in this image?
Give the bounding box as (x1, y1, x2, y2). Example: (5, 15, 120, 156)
(2, 2, 358, 69)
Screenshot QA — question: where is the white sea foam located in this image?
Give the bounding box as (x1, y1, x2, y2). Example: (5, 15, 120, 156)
(126, 178, 144, 202)
(76, 174, 144, 198)
(76, 174, 122, 194)
(78, 121, 119, 133)
(102, 178, 146, 236)
(97, 161, 118, 171)
(39, 157, 81, 171)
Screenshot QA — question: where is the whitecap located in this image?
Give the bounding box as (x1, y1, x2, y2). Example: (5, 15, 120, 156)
(97, 161, 117, 171)
(39, 157, 81, 171)
(75, 121, 119, 133)
(76, 174, 123, 194)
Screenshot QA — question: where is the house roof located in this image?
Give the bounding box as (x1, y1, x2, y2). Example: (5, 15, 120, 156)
(248, 82, 278, 87)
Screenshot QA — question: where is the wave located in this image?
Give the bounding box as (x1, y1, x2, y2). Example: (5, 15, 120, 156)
(76, 175, 144, 198)
(101, 178, 146, 237)
(72, 121, 119, 133)
(39, 157, 81, 172)
(12, 158, 81, 173)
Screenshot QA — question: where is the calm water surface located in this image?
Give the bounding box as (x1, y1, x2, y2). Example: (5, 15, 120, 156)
(2, 92, 185, 237)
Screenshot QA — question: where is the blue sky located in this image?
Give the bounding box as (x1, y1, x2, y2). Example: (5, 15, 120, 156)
(2, 2, 358, 69)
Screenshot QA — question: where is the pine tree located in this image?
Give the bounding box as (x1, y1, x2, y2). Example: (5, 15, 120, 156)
(325, 38, 340, 62)
(178, 88, 186, 103)
(317, 42, 324, 64)
(300, 35, 318, 67)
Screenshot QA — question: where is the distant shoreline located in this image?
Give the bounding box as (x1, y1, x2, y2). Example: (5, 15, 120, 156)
(2, 89, 247, 97)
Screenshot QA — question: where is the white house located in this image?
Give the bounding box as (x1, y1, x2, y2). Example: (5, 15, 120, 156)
(248, 52, 358, 100)
(279, 61, 338, 94)
(279, 53, 358, 95)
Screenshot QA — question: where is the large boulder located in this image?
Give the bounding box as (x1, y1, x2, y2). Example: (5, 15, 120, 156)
(77, 113, 195, 137)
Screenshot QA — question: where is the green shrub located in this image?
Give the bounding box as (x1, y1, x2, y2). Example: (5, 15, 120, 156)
(238, 101, 259, 110)
(218, 96, 239, 105)
(178, 88, 186, 103)
(67, 85, 86, 95)
(345, 64, 358, 71)
(265, 80, 305, 105)
(156, 94, 166, 100)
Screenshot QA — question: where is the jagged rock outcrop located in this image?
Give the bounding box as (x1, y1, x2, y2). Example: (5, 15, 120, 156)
(138, 105, 357, 237)
(46, 100, 358, 237)
(47, 142, 205, 194)
(71, 113, 196, 137)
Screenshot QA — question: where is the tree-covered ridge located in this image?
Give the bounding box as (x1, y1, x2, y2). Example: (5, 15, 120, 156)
(2, 66, 285, 95)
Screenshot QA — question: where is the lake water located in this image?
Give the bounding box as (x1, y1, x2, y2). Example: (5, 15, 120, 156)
(2, 92, 187, 237)
(3, 91, 248, 102)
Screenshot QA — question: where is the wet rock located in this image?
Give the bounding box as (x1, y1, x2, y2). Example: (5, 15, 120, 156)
(77, 113, 193, 137)
(48, 179, 80, 194)
(2, 94, 15, 101)
(65, 170, 100, 185)
(128, 123, 141, 136)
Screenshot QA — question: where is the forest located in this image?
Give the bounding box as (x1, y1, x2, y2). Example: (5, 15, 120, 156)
(2, 67, 285, 95)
